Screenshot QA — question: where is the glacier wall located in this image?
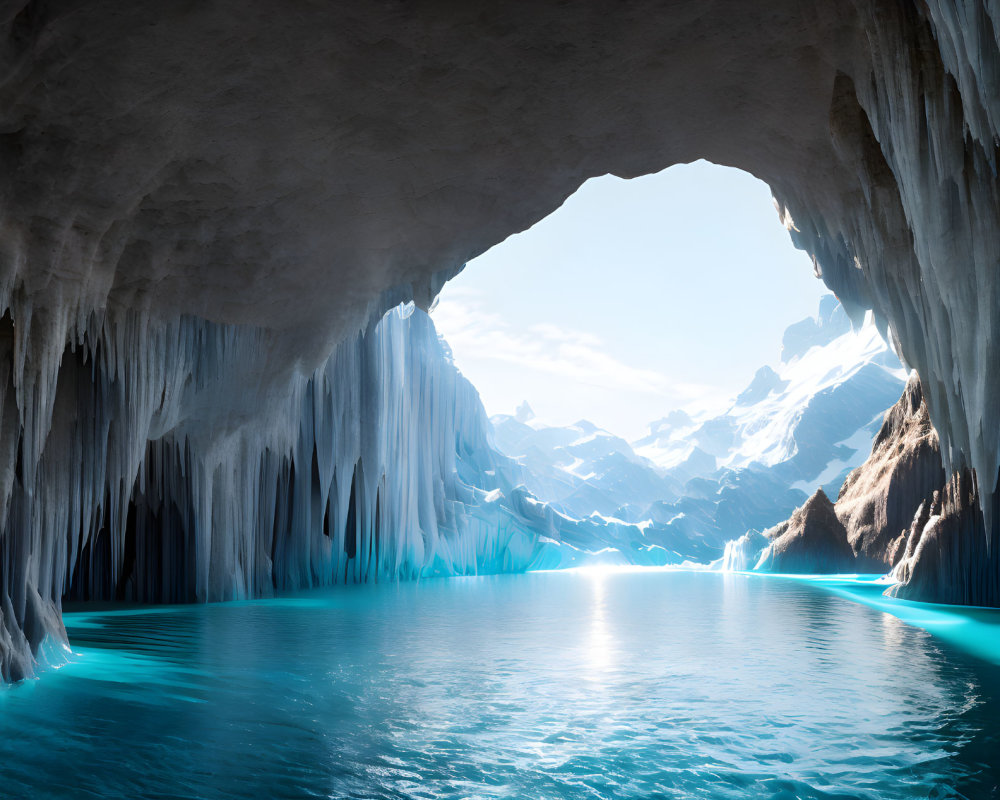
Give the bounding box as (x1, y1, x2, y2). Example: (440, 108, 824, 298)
(1, 0, 1000, 670)
(0, 304, 549, 680)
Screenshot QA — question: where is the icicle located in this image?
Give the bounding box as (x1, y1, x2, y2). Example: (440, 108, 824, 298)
(0, 297, 562, 679)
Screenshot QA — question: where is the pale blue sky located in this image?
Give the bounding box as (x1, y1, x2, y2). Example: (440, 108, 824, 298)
(431, 161, 827, 440)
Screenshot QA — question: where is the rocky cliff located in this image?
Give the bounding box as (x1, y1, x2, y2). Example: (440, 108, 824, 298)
(887, 470, 994, 605)
(755, 489, 857, 575)
(746, 375, 997, 606)
(836, 376, 946, 570)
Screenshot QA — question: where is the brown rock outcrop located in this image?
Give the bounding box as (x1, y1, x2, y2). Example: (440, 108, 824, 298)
(835, 375, 946, 570)
(887, 470, 997, 605)
(766, 374, 1000, 605)
(758, 489, 856, 574)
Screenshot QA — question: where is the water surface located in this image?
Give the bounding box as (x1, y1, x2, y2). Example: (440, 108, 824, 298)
(3, 569, 1000, 799)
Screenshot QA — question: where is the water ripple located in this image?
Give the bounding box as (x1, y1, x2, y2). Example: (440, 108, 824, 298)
(0, 571, 996, 799)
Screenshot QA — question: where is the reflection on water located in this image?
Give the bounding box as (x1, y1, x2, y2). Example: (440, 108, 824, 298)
(584, 571, 616, 679)
(0, 570, 998, 799)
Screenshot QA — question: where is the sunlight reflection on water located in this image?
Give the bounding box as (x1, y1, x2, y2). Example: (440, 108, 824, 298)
(584, 571, 616, 680)
(0, 569, 997, 799)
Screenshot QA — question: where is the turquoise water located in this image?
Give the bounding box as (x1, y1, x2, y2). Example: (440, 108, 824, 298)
(3, 569, 1000, 799)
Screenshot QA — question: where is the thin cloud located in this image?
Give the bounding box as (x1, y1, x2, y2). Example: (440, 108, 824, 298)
(431, 291, 677, 397)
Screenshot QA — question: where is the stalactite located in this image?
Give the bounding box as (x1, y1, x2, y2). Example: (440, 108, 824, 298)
(0, 303, 550, 680)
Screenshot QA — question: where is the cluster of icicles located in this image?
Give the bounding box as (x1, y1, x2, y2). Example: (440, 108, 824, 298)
(0, 301, 545, 680)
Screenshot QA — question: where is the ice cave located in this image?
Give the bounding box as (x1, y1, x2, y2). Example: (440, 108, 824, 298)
(1, 2, 1000, 797)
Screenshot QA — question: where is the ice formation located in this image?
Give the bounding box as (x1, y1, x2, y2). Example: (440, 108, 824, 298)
(2, 1, 1000, 675)
(0, 303, 554, 679)
(718, 530, 770, 573)
(0, 299, 718, 679)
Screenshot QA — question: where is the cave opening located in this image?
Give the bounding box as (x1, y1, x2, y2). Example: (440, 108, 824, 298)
(421, 154, 987, 599)
(433, 161, 828, 441)
(425, 160, 909, 572)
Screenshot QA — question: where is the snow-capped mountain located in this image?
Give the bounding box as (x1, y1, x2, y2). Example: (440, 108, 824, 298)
(491, 407, 684, 520)
(490, 295, 908, 560)
(633, 294, 907, 495)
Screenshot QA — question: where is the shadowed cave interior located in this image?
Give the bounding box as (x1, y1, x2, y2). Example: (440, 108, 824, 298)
(0, 0, 998, 681)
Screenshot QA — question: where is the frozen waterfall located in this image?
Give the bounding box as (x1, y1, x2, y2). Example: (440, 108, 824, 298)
(0, 303, 548, 680)
(0, 297, 698, 680)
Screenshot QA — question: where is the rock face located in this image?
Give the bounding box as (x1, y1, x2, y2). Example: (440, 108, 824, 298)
(748, 375, 999, 605)
(836, 375, 946, 569)
(740, 376, 938, 576)
(756, 490, 857, 574)
(887, 470, 995, 605)
(0, 2, 999, 675)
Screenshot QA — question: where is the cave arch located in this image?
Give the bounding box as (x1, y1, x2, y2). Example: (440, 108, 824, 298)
(0, 0, 998, 677)
(432, 161, 831, 436)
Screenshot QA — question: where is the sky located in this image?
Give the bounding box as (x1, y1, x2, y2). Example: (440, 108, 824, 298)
(430, 161, 828, 441)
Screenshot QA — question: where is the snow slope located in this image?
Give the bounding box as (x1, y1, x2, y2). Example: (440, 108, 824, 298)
(634, 296, 907, 494)
(491, 408, 683, 520)
(492, 296, 907, 561)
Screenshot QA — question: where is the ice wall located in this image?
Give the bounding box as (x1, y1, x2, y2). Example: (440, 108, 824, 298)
(0, 304, 550, 680)
(1, 297, 706, 680)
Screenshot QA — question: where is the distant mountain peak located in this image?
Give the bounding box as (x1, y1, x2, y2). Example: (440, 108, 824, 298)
(634, 299, 906, 493)
(781, 293, 852, 363)
(640, 409, 694, 441)
(735, 365, 789, 406)
(514, 401, 535, 423)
